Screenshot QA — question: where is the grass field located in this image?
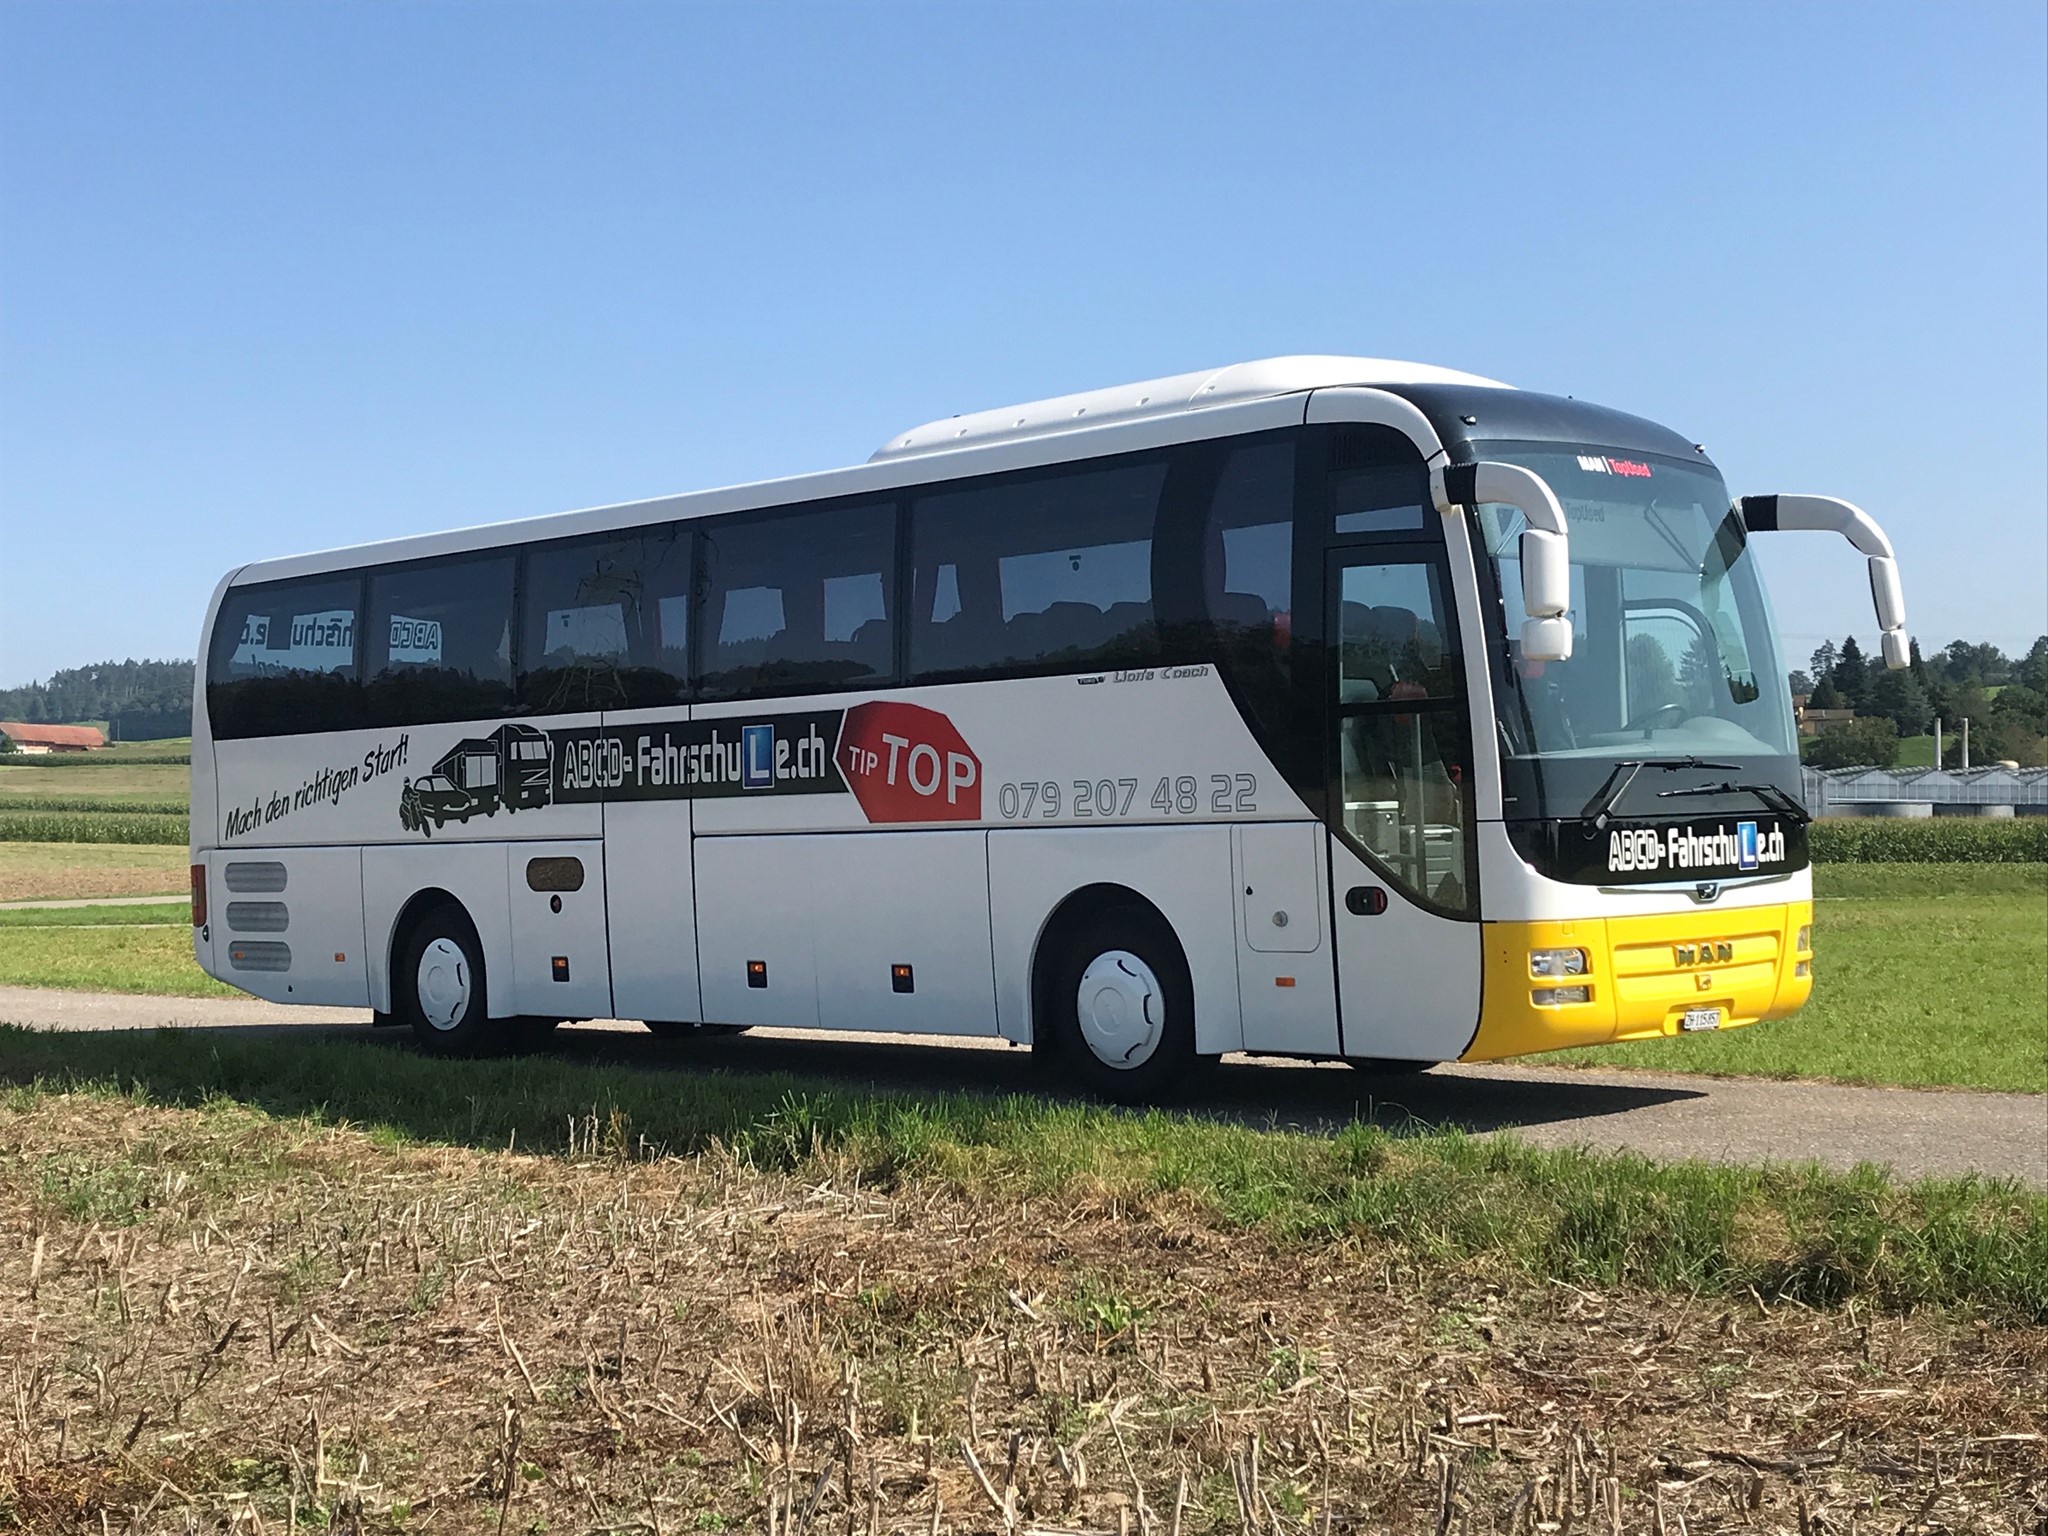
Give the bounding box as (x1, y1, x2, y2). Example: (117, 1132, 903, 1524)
(0, 914, 235, 996)
(0, 841, 189, 904)
(2, 864, 2038, 1095)
(1542, 864, 2048, 1093)
(0, 758, 189, 805)
(0, 1046, 2041, 1532)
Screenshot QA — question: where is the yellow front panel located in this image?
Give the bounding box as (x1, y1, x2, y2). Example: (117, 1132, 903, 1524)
(1463, 900, 1812, 1062)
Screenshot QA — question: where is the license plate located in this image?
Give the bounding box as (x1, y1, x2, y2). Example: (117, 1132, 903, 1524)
(1681, 1007, 1724, 1032)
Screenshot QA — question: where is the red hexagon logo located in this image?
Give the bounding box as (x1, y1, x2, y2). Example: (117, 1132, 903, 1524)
(837, 701, 981, 822)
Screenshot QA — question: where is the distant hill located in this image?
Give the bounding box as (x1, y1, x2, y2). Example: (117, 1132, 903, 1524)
(0, 659, 193, 742)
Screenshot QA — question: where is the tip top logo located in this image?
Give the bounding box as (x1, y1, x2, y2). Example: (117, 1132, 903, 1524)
(837, 700, 982, 822)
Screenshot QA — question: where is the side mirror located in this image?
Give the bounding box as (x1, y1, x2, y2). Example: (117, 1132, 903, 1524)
(1432, 460, 1574, 662)
(1738, 495, 1910, 669)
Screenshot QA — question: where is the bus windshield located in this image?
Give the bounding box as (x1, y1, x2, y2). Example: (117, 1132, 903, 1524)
(1468, 443, 1799, 823)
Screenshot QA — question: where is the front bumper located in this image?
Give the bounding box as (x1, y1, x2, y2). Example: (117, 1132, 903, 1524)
(1461, 899, 1814, 1061)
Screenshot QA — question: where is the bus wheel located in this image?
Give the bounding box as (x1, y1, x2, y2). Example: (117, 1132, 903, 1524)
(1345, 1057, 1434, 1076)
(398, 904, 498, 1057)
(1051, 904, 1196, 1103)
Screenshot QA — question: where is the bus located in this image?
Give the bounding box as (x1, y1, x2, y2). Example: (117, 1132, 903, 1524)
(189, 356, 1911, 1100)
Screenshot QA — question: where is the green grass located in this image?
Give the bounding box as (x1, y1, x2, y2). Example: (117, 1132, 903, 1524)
(0, 921, 234, 996)
(1543, 864, 2047, 1092)
(1809, 816, 2048, 862)
(0, 737, 191, 766)
(0, 759, 188, 802)
(0, 867, 2040, 1092)
(1896, 734, 1937, 767)
(0, 810, 187, 844)
(0, 903, 186, 929)
(0, 795, 188, 815)
(0, 1023, 2041, 1317)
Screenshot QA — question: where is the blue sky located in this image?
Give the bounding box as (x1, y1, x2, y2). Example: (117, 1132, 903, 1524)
(2, 0, 2043, 688)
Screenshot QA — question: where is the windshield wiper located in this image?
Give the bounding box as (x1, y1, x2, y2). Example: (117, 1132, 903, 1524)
(1656, 780, 1813, 825)
(1580, 758, 1741, 832)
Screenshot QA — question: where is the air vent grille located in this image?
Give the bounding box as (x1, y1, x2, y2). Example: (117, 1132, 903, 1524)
(224, 861, 288, 894)
(227, 941, 292, 973)
(225, 901, 289, 933)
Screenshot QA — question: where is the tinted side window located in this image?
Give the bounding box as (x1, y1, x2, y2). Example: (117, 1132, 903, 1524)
(207, 575, 364, 739)
(364, 554, 516, 727)
(909, 460, 1166, 681)
(700, 501, 895, 698)
(520, 528, 692, 714)
(1330, 426, 1427, 535)
(1203, 439, 1295, 661)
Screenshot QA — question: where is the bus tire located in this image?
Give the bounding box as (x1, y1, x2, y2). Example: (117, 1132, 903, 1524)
(1050, 903, 1196, 1103)
(397, 903, 499, 1057)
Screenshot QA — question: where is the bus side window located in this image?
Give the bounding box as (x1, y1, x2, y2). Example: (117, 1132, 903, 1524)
(698, 500, 896, 699)
(207, 575, 364, 739)
(908, 459, 1167, 682)
(1203, 439, 1295, 666)
(364, 553, 516, 728)
(519, 529, 692, 714)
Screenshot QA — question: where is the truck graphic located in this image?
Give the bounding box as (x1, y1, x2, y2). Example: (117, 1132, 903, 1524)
(399, 723, 553, 834)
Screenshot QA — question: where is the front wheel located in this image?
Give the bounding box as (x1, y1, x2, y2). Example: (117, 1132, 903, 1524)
(1049, 904, 1198, 1104)
(398, 903, 500, 1056)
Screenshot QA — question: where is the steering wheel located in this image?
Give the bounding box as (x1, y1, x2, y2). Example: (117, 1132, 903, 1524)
(1622, 701, 1690, 734)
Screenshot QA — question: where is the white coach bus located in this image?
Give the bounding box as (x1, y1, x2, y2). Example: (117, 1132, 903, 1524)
(189, 357, 1911, 1099)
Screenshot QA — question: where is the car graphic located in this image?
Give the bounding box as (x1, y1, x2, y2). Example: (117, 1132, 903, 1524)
(399, 773, 480, 835)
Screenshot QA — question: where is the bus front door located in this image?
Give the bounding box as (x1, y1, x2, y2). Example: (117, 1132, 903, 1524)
(1325, 551, 1482, 1062)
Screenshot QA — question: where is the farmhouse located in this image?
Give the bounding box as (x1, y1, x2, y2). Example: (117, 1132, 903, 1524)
(0, 722, 106, 754)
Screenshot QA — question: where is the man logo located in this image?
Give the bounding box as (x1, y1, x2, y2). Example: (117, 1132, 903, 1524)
(1675, 942, 1734, 966)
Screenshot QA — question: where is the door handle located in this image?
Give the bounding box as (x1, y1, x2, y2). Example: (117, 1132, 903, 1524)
(1345, 886, 1387, 916)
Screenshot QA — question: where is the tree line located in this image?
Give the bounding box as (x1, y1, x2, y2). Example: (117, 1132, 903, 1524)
(0, 659, 193, 744)
(1794, 636, 2048, 769)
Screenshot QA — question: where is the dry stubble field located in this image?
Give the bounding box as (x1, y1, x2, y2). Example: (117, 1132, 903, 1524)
(1, 1089, 2042, 1536)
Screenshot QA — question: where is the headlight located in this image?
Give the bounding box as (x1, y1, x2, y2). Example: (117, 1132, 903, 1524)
(1795, 925, 1811, 954)
(1532, 985, 1592, 1006)
(1529, 947, 1589, 978)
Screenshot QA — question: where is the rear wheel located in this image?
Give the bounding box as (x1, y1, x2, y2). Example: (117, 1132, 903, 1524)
(1048, 904, 1197, 1104)
(398, 903, 499, 1057)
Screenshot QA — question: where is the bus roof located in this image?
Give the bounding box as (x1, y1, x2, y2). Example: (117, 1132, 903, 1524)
(870, 356, 1512, 462)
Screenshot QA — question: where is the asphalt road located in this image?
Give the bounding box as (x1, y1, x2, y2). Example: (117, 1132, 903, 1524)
(2, 985, 2042, 1187)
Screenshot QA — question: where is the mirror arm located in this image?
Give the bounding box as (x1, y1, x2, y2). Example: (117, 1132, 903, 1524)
(1738, 494, 1910, 669)
(1432, 460, 1574, 663)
